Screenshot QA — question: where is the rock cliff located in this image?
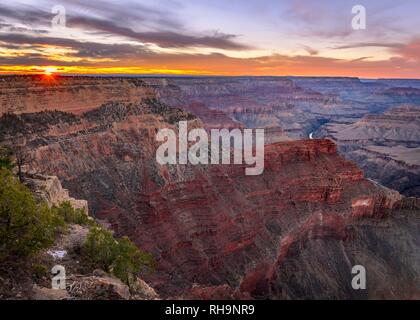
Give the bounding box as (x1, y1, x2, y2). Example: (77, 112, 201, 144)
(1, 101, 418, 299)
(23, 172, 89, 213)
(316, 105, 420, 196)
(0, 75, 155, 115)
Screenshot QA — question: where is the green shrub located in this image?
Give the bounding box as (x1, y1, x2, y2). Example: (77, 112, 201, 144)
(84, 226, 117, 271)
(0, 146, 14, 170)
(32, 262, 49, 279)
(53, 201, 90, 226)
(84, 226, 153, 284)
(112, 236, 154, 285)
(0, 169, 63, 260)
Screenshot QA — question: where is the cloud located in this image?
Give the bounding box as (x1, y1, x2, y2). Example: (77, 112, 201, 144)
(284, 0, 354, 39)
(60, 0, 184, 30)
(1, 31, 420, 78)
(1, 47, 420, 78)
(0, 2, 251, 51)
(393, 38, 420, 62)
(283, 0, 410, 42)
(1, 0, 420, 78)
(331, 42, 403, 50)
(0, 33, 155, 67)
(68, 17, 251, 50)
(302, 45, 318, 55)
(0, 5, 51, 25)
(350, 56, 373, 62)
(0, 33, 149, 57)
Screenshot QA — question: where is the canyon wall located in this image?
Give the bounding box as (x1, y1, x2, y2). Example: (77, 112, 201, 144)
(0, 75, 155, 115)
(1, 75, 419, 299)
(1, 102, 418, 299)
(148, 77, 373, 139)
(317, 105, 420, 196)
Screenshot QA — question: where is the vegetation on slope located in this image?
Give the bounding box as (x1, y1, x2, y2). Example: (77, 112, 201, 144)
(84, 227, 153, 285)
(0, 150, 153, 293)
(0, 169, 61, 260)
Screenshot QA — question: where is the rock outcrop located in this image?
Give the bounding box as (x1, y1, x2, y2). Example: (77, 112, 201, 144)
(31, 285, 70, 300)
(23, 172, 89, 213)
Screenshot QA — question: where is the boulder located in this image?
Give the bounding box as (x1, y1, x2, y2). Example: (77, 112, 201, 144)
(32, 284, 70, 300)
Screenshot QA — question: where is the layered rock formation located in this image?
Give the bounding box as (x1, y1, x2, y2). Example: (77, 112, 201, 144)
(290, 77, 420, 110)
(1, 102, 418, 299)
(3, 75, 418, 140)
(374, 87, 420, 105)
(376, 79, 420, 89)
(288, 77, 387, 99)
(23, 172, 89, 213)
(0, 75, 154, 115)
(181, 102, 243, 131)
(1, 75, 419, 299)
(316, 105, 420, 196)
(147, 76, 370, 139)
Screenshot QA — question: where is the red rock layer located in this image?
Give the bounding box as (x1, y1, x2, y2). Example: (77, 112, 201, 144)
(4, 105, 417, 299)
(0, 75, 155, 115)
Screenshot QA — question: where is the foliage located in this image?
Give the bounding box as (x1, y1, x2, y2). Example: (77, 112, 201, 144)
(112, 236, 154, 285)
(84, 226, 153, 284)
(0, 167, 154, 285)
(52, 201, 91, 226)
(32, 262, 49, 279)
(83, 226, 117, 271)
(0, 111, 79, 137)
(0, 169, 63, 260)
(143, 98, 196, 124)
(0, 146, 14, 170)
(0, 145, 33, 182)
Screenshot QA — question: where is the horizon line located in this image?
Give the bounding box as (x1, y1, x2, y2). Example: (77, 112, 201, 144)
(1, 73, 420, 81)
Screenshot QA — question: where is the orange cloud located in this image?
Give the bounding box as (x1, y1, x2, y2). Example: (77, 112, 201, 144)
(1, 49, 419, 78)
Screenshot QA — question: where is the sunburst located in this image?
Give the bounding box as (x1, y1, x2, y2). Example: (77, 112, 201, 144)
(43, 67, 57, 76)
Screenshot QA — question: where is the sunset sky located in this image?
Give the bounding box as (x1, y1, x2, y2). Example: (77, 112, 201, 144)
(1, 0, 420, 78)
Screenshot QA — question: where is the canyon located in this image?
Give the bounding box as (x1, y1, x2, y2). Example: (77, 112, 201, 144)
(316, 105, 420, 196)
(0, 75, 419, 299)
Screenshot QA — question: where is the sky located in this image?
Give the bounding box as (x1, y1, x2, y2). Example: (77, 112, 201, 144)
(0, 0, 419, 78)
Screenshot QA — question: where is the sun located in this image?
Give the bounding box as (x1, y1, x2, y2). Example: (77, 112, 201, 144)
(43, 67, 57, 76)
